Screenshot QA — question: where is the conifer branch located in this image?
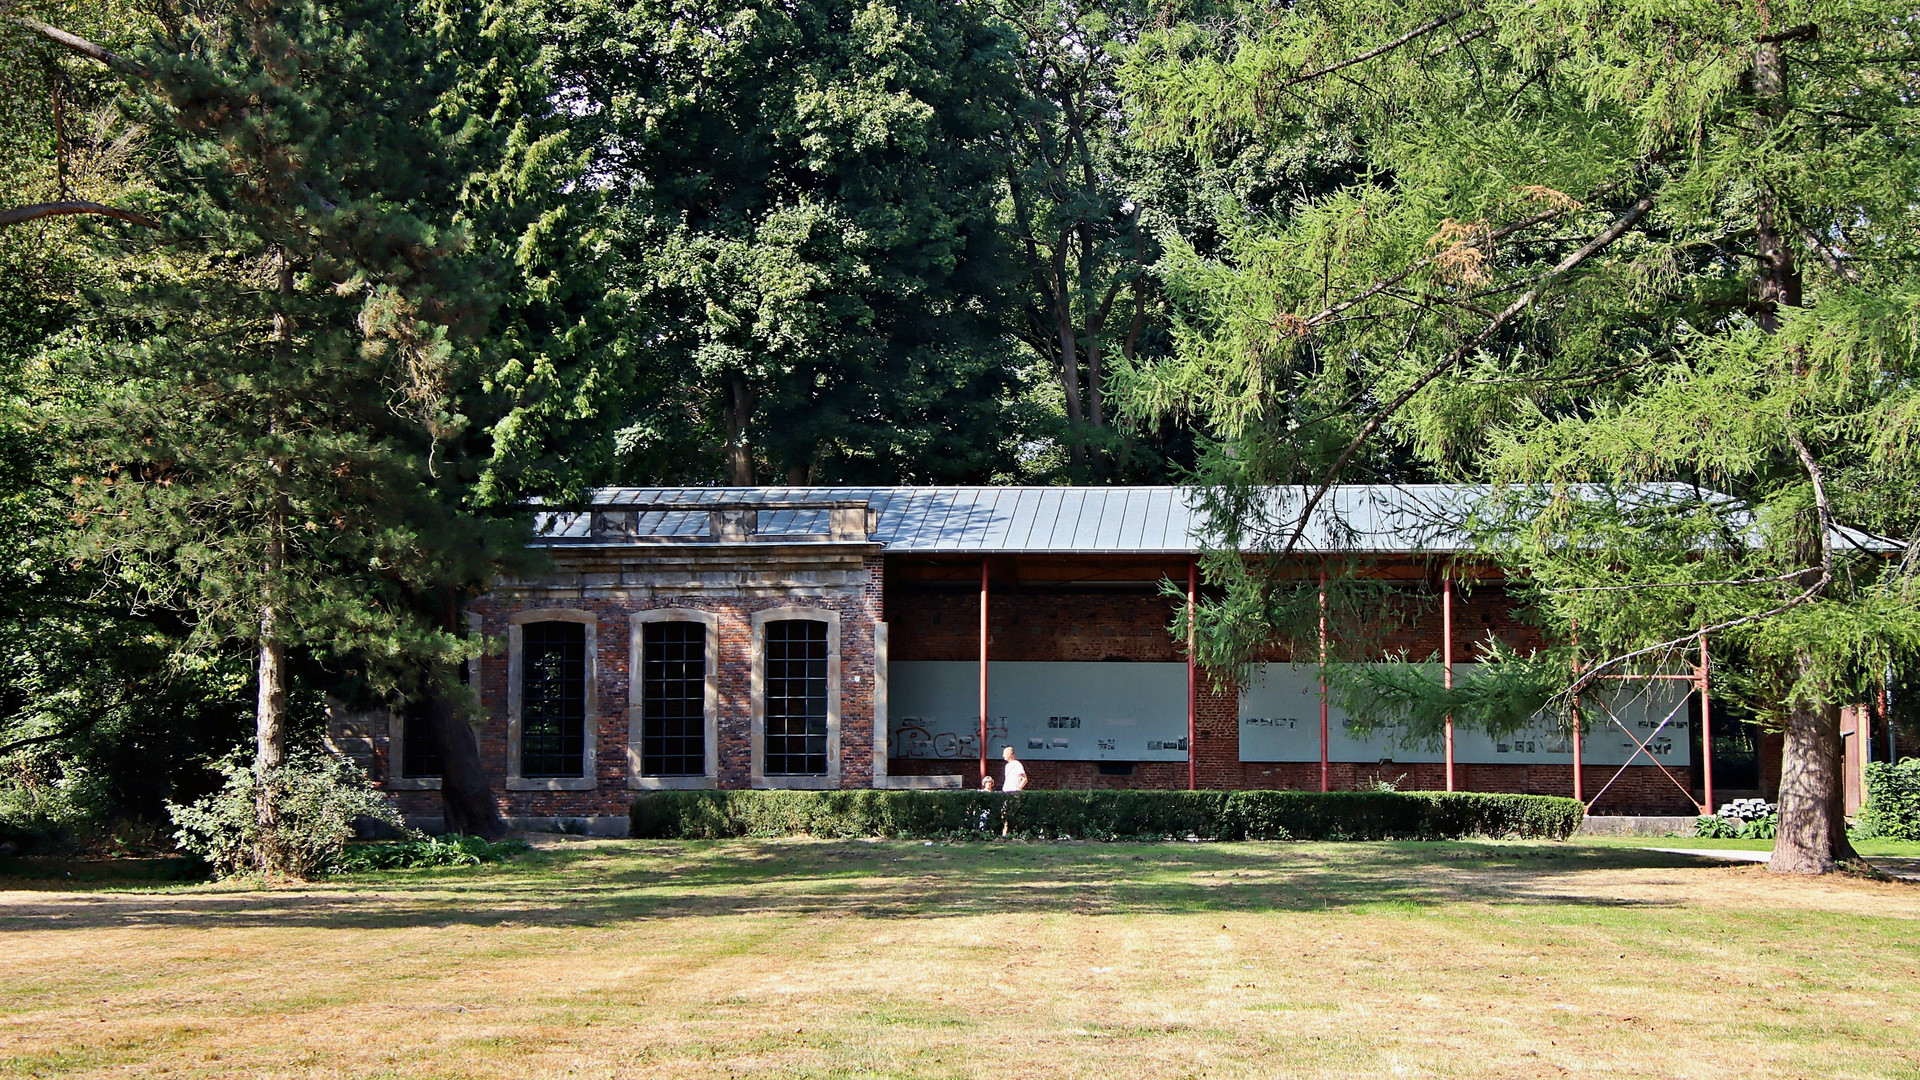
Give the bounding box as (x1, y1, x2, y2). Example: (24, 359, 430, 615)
(0, 200, 158, 229)
(1558, 430, 1836, 700)
(1275, 9, 1469, 91)
(1548, 568, 1819, 592)
(1276, 193, 1658, 557)
(10, 16, 148, 76)
(1798, 225, 1858, 282)
(1300, 200, 1586, 331)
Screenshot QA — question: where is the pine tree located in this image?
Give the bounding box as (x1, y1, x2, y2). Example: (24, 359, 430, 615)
(1123, 0, 1920, 873)
(47, 0, 544, 856)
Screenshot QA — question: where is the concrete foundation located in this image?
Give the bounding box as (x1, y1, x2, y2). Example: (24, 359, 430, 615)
(1576, 815, 1698, 837)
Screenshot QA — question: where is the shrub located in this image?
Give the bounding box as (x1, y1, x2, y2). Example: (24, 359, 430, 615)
(167, 752, 407, 879)
(630, 789, 1584, 842)
(1694, 815, 1742, 839)
(1857, 759, 1920, 841)
(1742, 812, 1777, 840)
(333, 834, 530, 872)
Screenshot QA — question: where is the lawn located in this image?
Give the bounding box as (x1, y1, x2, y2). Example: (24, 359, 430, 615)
(1590, 835, 1920, 856)
(2, 839, 1917, 1079)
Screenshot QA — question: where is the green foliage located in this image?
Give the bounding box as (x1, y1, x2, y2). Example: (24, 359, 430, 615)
(332, 833, 530, 872)
(535, 0, 1033, 484)
(1119, 1, 1920, 776)
(1325, 642, 1566, 748)
(0, 3, 258, 849)
(1857, 760, 1920, 842)
(57, 0, 541, 684)
(1694, 815, 1742, 840)
(631, 789, 1583, 842)
(167, 753, 406, 879)
(1743, 813, 1778, 841)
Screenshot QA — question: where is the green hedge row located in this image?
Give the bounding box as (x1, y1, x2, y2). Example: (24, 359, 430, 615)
(630, 789, 1584, 842)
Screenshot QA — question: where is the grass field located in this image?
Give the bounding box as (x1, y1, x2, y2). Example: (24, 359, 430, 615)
(1590, 835, 1920, 855)
(3, 839, 1918, 1079)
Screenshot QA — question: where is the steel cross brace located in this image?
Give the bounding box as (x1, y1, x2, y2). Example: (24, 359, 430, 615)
(1582, 691, 1698, 813)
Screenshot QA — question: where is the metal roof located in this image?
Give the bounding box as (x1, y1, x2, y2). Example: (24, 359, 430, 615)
(538, 485, 1480, 554)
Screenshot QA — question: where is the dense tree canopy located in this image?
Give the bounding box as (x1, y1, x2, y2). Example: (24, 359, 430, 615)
(1121, 0, 1920, 872)
(536, 0, 1033, 485)
(2, 0, 1916, 875)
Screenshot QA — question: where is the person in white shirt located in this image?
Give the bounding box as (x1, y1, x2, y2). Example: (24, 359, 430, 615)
(1000, 745, 1028, 792)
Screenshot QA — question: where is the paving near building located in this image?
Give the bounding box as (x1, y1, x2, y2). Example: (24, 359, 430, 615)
(3, 838, 1918, 1079)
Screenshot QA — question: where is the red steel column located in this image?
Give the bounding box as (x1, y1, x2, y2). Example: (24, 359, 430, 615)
(1570, 623, 1584, 804)
(1319, 572, 1330, 793)
(1700, 631, 1714, 816)
(1187, 559, 1198, 791)
(1443, 569, 1456, 792)
(979, 558, 989, 786)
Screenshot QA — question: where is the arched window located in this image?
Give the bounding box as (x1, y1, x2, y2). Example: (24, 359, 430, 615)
(521, 621, 587, 776)
(751, 608, 841, 787)
(764, 620, 829, 775)
(508, 609, 598, 791)
(628, 610, 719, 788)
(386, 612, 480, 792)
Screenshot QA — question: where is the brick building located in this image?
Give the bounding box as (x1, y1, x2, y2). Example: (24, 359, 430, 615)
(362, 486, 1767, 833)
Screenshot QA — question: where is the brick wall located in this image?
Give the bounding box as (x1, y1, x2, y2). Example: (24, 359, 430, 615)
(391, 552, 884, 820)
(388, 553, 1701, 818)
(883, 568, 1692, 812)
(888, 584, 1186, 663)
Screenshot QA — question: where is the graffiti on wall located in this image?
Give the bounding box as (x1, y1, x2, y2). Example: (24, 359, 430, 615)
(1237, 662, 1692, 765)
(888, 661, 1188, 762)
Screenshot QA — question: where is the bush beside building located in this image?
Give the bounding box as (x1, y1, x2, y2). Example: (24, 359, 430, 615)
(630, 789, 1585, 842)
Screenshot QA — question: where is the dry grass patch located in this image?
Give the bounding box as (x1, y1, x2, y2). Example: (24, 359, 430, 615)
(2, 839, 1917, 1079)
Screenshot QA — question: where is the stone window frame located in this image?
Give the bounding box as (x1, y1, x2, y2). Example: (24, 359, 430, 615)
(386, 614, 484, 791)
(506, 607, 599, 792)
(750, 606, 841, 789)
(628, 609, 720, 790)
(385, 706, 441, 791)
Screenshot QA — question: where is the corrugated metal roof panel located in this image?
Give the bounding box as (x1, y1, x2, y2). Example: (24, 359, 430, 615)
(549, 484, 1512, 554)
(537, 483, 1894, 556)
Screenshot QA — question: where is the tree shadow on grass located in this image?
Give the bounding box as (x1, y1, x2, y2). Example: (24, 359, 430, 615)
(0, 841, 1707, 933)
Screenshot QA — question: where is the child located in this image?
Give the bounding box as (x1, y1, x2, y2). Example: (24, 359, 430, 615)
(980, 774, 995, 791)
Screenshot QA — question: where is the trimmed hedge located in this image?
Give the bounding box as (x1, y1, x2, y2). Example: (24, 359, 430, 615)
(630, 789, 1584, 842)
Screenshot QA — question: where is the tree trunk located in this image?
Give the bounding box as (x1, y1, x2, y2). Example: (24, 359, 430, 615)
(1054, 291, 1086, 472)
(254, 606, 287, 769)
(1753, 37, 1836, 873)
(1085, 333, 1105, 431)
(427, 685, 507, 840)
(1752, 39, 1802, 333)
(724, 373, 754, 486)
(1771, 686, 1838, 874)
(256, 248, 294, 774)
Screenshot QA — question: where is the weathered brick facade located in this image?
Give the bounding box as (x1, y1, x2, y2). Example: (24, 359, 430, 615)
(388, 543, 885, 825)
(372, 490, 1725, 827)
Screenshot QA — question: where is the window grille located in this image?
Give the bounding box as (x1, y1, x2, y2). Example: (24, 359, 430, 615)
(764, 619, 829, 775)
(641, 622, 706, 776)
(401, 703, 443, 778)
(521, 621, 587, 777)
